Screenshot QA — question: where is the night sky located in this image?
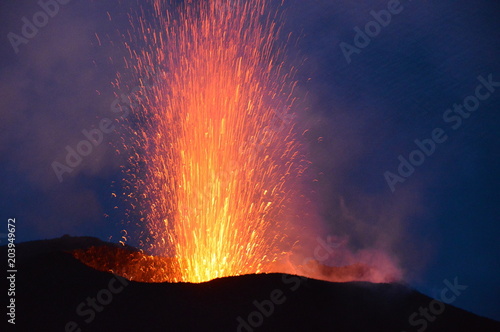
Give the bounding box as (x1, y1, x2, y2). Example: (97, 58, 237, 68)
(1, 0, 499, 323)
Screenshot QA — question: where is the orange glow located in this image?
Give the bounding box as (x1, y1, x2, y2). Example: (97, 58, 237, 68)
(117, 0, 304, 283)
(73, 0, 405, 285)
(72, 245, 400, 283)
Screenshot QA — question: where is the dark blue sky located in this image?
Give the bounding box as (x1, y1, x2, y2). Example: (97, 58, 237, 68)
(1, 0, 499, 323)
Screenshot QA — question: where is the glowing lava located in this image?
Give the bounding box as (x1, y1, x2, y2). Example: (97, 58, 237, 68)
(71, 0, 404, 285)
(117, 0, 304, 283)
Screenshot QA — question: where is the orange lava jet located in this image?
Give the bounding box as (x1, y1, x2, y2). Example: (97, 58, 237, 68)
(115, 0, 305, 283)
(74, 0, 402, 284)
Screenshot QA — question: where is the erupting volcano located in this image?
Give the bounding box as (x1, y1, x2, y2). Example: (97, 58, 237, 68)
(120, 0, 304, 283)
(76, 0, 400, 284)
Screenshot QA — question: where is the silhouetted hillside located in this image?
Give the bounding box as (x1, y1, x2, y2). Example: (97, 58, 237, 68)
(3, 236, 499, 331)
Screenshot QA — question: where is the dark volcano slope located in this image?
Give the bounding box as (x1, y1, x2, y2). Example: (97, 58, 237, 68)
(4, 237, 499, 332)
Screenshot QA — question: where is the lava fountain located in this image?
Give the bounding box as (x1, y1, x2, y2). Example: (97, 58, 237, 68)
(74, 0, 402, 284)
(117, 0, 305, 283)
